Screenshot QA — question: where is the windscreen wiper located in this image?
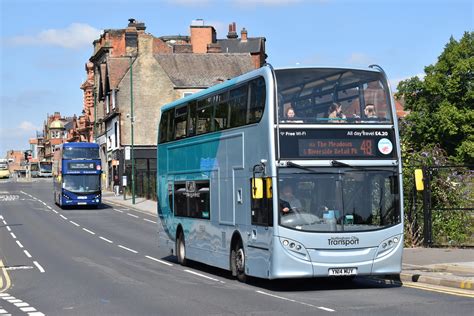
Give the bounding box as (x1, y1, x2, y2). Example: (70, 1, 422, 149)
(331, 160, 353, 168)
(286, 161, 314, 172)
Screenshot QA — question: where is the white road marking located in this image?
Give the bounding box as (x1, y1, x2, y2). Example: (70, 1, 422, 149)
(0, 215, 3, 219)
(1, 297, 14, 300)
(7, 299, 22, 303)
(127, 213, 139, 218)
(143, 218, 156, 223)
(82, 228, 95, 235)
(113, 209, 123, 213)
(99, 236, 113, 243)
(24, 250, 32, 258)
(16, 241, 24, 248)
(6, 226, 11, 232)
(59, 214, 68, 220)
(28, 312, 45, 316)
(255, 290, 335, 312)
(46, 206, 53, 210)
(0, 293, 9, 297)
(184, 269, 219, 282)
(145, 255, 173, 266)
(5, 266, 33, 271)
(52, 210, 59, 214)
(10, 233, 16, 239)
(20, 307, 37, 312)
(33, 261, 45, 273)
(118, 245, 138, 253)
(0, 308, 8, 313)
(14, 302, 29, 307)
(69, 221, 80, 227)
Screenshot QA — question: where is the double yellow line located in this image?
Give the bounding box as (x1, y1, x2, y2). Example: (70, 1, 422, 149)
(0, 259, 11, 292)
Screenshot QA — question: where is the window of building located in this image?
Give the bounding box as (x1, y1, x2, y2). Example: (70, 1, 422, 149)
(114, 121, 118, 147)
(174, 180, 210, 219)
(111, 90, 116, 110)
(105, 94, 110, 114)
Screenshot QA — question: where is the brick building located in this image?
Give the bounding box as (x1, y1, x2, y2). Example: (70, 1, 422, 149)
(85, 19, 266, 193)
(41, 112, 73, 162)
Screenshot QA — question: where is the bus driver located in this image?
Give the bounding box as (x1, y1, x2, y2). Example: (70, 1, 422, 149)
(279, 184, 302, 215)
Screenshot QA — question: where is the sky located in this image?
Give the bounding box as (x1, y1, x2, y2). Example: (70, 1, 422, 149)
(0, 0, 472, 154)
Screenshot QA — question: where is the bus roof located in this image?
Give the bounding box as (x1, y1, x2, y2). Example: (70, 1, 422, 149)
(160, 64, 383, 113)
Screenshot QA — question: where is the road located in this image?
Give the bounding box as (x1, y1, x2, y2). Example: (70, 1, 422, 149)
(0, 179, 472, 315)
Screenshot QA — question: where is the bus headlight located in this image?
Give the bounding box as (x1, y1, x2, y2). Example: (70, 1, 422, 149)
(279, 237, 310, 261)
(376, 234, 402, 259)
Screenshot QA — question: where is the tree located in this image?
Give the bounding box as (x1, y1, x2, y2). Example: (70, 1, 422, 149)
(397, 32, 474, 164)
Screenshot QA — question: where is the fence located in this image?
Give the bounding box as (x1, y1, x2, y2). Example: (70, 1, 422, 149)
(123, 170, 157, 201)
(406, 165, 473, 247)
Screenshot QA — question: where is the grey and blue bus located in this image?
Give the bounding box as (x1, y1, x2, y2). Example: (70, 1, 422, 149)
(157, 65, 403, 281)
(53, 142, 102, 208)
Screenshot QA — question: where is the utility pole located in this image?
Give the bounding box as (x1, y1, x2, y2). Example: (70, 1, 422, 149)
(129, 56, 135, 205)
(93, 89, 97, 141)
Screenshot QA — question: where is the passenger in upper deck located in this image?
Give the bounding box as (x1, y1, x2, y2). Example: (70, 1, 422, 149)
(327, 102, 346, 123)
(364, 104, 378, 119)
(282, 106, 303, 123)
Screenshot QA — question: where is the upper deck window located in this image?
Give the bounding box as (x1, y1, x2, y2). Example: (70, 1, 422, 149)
(276, 69, 393, 124)
(63, 146, 99, 159)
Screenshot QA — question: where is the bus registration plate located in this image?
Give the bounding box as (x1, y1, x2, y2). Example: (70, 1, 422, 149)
(328, 268, 357, 276)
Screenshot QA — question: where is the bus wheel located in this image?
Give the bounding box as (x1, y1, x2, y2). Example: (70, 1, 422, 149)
(177, 233, 187, 266)
(232, 241, 247, 283)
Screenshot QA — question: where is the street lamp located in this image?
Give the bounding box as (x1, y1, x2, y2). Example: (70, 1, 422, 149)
(129, 55, 136, 204)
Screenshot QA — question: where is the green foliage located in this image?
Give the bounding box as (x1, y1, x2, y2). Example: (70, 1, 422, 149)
(397, 32, 474, 164)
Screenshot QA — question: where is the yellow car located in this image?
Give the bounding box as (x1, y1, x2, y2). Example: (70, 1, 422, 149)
(0, 168, 10, 179)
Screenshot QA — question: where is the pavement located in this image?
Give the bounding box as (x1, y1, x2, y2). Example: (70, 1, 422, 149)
(102, 191, 474, 292)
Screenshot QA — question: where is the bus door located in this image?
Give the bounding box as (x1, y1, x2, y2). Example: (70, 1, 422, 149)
(247, 176, 273, 277)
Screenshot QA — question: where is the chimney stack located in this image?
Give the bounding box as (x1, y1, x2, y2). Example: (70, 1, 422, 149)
(241, 28, 248, 42)
(227, 22, 238, 39)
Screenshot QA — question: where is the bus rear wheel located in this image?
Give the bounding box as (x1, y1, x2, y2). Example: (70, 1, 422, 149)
(176, 233, 187, 266)
(231, 241, 247, 283)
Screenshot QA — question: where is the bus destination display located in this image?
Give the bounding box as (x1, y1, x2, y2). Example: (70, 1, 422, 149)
(299, 139, 375, 157)
(279, 129, 396, 159)
(68, 162, 96, 170)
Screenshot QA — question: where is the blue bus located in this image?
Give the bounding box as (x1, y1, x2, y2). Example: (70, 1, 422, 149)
(53, 142, 102, 208)
(157, 65, 403, 281)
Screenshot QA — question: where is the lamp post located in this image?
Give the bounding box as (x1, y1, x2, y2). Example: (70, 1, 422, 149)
(129, 56, 136, 204)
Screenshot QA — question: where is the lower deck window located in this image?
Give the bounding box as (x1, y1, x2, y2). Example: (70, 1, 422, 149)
(174, 180, 210, 219)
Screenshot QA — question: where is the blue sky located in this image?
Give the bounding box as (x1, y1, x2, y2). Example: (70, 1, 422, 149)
(0, 0, 472, 154)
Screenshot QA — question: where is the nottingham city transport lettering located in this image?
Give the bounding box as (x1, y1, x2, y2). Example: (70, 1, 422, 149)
(328, 236, 360, 246)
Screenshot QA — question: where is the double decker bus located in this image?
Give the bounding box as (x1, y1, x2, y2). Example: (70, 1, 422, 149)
(30, 161, 52, 178)
(157, 65, 403, 281)
(53, 142, 102, 208)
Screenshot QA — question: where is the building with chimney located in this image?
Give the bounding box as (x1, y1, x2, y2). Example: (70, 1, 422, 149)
(41, 112, 73, 162)
(84, 19, 266, 194)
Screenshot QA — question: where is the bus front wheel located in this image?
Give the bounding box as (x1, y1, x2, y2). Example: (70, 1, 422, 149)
(176, 233, 187, 266)
(231, 241, 247, 283)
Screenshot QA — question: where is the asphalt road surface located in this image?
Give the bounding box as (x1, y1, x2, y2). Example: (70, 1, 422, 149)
(0, 179, 472, 315)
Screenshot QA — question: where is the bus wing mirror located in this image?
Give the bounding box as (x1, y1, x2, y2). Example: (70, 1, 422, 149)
(252, 178, 264, 199)
(414, 169, 424, 191)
